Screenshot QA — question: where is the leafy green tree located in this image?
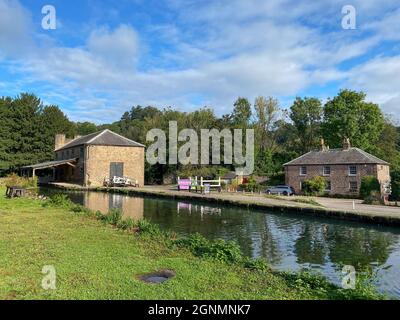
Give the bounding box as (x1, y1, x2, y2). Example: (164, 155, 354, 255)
(0, 97, 13, 173)
(290, 97, 323, 153)
(254, 96, 279, 152)
(75, 122, 98, 135)
(322, 90, 384, 150)
(231, 97, 252, 128)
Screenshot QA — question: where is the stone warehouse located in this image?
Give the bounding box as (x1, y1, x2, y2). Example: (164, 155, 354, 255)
(284, 139, 391, 196)
(21, 130, 145, 187)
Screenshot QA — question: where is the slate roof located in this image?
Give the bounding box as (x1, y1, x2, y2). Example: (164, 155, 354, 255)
(55, 129, 145, 151)
(222, 171, 238, 179)
(283, 148, 389, 166)
(21, 158, 77, 170)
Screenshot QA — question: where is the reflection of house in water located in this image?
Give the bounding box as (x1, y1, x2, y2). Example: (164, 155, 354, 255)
(177, 202, 221, 220)
(83, 192, 144, 220)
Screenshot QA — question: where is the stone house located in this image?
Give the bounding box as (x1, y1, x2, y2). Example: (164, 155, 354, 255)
(283, 139, 391, 196)
(22, 129, 145, 187)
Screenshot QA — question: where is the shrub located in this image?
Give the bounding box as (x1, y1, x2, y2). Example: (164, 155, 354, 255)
(117, 218, 135, 230)
(363, 190, 383, 205)
(135, 219, 162, 235)
(360, 176, 381, 200)
(302, 176, 326, 196)
(243, 257, 270, 272)
(175, 233, 243, 264)
(46, 194, 74, 208)
(4, 173, 37, 188)
(103, 209, 123, 226)
(243, 176, 261, 192)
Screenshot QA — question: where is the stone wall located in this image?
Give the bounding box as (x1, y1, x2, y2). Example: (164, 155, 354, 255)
(285, 164, 391, 196)
(55, 146, 85, 183)
(84, 145, 145, 187)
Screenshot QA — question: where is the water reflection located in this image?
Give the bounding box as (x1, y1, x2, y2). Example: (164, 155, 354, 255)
(39, 188, 400, 298)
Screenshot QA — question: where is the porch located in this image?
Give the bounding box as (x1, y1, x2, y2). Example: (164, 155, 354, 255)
(21, 158, 79, 184)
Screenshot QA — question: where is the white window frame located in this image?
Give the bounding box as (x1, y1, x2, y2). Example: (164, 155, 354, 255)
(349, 181, 358, 192)
(323, 166, 331, 176)
(348, 165, 357, 176)
(299, 166, 307, 176)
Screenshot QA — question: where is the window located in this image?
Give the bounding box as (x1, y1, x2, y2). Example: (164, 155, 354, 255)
(325, 181, 331, 192)
(349, 181, 358, 192)
(300, 166, 307, 176)
(323, 166, 331, 176)
(349, 165, 357, 176)
(80, 147, 84, 158)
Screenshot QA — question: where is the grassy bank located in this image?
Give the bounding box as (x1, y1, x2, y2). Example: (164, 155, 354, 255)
(0, 187, 384, 300)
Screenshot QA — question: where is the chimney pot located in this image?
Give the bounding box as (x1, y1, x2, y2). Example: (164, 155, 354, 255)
(343, 138, 351, 150)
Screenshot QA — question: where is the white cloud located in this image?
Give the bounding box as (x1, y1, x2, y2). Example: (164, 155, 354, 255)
(0, 0, 33, 58)
(87, 24, 139, 70)
(346, 56, 400, 117)
(1, 0, 400, 122)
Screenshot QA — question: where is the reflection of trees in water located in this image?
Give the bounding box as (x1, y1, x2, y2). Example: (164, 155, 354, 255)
(326, 228, 396, 267)
(293, 222, 397, 268)
(143, 198, 398, 270)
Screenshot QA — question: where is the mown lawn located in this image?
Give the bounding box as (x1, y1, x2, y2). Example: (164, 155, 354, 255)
(0, 188, 381, 300)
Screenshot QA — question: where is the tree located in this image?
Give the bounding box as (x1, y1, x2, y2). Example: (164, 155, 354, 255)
(322, 90, 384, 150)
(75, 122, 98, 135)
(390, 170, 400, 202)
(231, 97, 252, 128)
(290, 97, 323, 153)
(40, 105, 76, 161)
(254, 96, 280, 152)
(374, 120, 400, 170)
(0, 97, 13, 173)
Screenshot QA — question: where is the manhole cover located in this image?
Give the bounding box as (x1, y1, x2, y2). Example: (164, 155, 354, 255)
(138, 269, 175, 283)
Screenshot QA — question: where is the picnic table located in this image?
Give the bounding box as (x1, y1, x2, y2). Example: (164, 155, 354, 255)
(6, 186, 27, 198)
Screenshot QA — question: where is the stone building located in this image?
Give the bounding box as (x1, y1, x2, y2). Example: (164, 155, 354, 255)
(22, 129, 145, 187)
(283, 139, 391, 196)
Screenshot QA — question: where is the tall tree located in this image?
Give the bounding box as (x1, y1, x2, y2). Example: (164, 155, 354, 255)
(290, 97, 323, 153)
(322, 90, 384, 150)
(254, 96, 280, 152)
(231, 97, 252, 128)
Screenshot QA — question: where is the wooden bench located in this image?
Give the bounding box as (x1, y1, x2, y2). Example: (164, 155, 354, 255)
(5, 186, 27, 198)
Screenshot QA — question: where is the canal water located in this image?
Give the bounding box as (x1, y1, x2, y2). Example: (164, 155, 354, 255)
(39, 188, 400, 298)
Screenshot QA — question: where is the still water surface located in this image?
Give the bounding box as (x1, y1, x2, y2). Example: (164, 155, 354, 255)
(40, 188, 400, 298)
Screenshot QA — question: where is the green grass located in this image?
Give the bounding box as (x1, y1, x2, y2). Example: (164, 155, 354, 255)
(0, 187, 384, 300)
(291, 198, 324, 207)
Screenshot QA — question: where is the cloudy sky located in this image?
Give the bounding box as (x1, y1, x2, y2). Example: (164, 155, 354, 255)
(0, 0, 399, 123)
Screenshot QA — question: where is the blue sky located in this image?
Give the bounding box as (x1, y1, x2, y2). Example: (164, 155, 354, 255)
(1, 0, 400, 123)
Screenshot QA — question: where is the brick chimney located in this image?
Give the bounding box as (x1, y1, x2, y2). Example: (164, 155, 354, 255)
(319, 138, 327, 151)
(55, 134, 73, 150)
(55, 134, 66, 150)
(343, 137, 351, 150)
